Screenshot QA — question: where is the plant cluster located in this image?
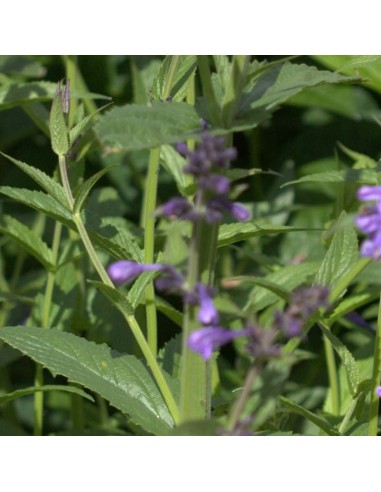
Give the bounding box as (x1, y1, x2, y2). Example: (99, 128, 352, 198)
(1, 55, 381, 436)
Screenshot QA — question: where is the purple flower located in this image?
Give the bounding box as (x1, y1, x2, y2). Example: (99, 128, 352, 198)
(205, 196, 251, 223)
(188, 326, 248, 360)
(178, 133, 237, 177)
(357, 186, 381, 202)
(245, 324, 281, 359)
(157, 197, 198, 221)
(355, 185, 381, 261)
(196, 283, 219, 325)
(274, 286, 330, 338)
(108, 260, 162, 285)
(198, 174, 231, 194)
(154, 265, 185, 294)
(360, 232, 381, 260)
(376, 386, 381, 398)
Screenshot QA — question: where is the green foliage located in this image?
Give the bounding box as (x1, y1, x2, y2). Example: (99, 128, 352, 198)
(94, 102, 202, 151)
(0, 327, 174, 435)
(1, 55, 380, 436)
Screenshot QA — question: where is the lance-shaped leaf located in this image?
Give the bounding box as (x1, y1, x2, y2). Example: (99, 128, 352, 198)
(0, 327, 174, 435)
(0, 215, 54, 270)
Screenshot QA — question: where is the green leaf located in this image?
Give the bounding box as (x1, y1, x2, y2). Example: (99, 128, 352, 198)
(0, 187, 73, 228)
(94, 101, 202, 152)
(89, 281, 134, 316)
(0, 327, 174, 435)
(0, 215, 54, 270)
(0, 385, 94, 405)
(160, 144, 191, 196)
(315, 214, 359, 288)
(244, 262, 319, 312)
(152, 55, 197, 101)
(312, 55, 381, 94)
(69, 103, 111, 145)
(239, 62, 361, 115)
(156, 297, 183, 327)
(289, 84, 381, 121)
(217, 222, 306, 248)
(283, 168, 381, 188)
(279, 395, 340, 436)
(73, 164, 118, 213)
(0, 55, 46, 78)
(319, 323, 360, 396)
(0, 81, 109, 112)
(49, 86, 69, 156)
(0, 152, 68, 207)
(158, 334, 182, 378)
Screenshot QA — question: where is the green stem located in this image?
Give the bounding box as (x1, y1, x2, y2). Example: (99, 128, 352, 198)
(180, 218, 207, 421)
(58, 154, 180, 425)
(368, 291, 381, 436)
(141, 56, 182, 355)
(197, 56, 221, 126)
(142, 147, 161, 355)
(34, 221, 62, 436)
(323, 332, 340, 416)
(221, 55, 250, 128)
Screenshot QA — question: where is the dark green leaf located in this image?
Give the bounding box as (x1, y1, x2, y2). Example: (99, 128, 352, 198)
(0, 215, 54, 270)
(279, 395, 340, 436)
(0, 152, 68, 207)
(0, 187, 73, 228)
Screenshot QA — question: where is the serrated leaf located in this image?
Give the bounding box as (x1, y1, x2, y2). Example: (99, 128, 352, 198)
(0, 215, 54, 270)
(217, 222, 305, 248)
(74, 164, 118, 213)
(315, 214, 358, 288)
(94, 102, 202, 152)
(158, 334, 182, 379)
(0, 327, 174, 435)
(0, 187, 73, 228)
(279, 395, 340, 436)
(239, 62, 361, 116)
(0, 152, 68, 207)
(0, 384, 94, 405)
(319, 323, 360, 397)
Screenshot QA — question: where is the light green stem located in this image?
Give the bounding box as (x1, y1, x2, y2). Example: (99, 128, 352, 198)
(34, 221, 62, 436)
(142, 147, 161, 355)
(141, 56, 182, 355)
(368, 292, 381, 435)
(323, 332, 340, 416)
(58, 154, 180, 425)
